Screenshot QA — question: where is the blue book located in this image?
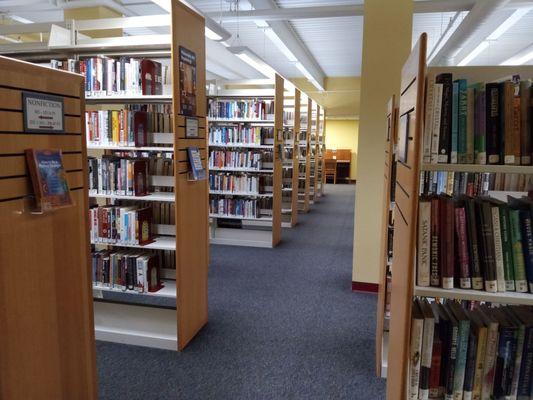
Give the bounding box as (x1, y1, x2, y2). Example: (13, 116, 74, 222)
(451, 80, 459, 164)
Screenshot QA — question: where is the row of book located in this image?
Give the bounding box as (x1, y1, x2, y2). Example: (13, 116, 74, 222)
(86, 105, 172, 147)
(209, 150, 264, 170)
(209, 173, 263, 194)
(91, 250, 162, 294)
(409, 299, 533, 400)
(208, 126, 273, 146)
(209, 197, 271, 219)
(51, 57, 167, 96)
(88, 157, 148, 197)
(89, 205, 153, 246)
(423, 74, 533, 165)
(420, 171, 533, 197)
(417, 194, 533, 293)
(208, 99, 274, 120)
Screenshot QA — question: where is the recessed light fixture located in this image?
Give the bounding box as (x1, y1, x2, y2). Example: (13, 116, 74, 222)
(501, 42, 533, 65)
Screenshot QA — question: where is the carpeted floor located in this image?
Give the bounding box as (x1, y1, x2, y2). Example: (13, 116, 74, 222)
(96, 184, 386, 399)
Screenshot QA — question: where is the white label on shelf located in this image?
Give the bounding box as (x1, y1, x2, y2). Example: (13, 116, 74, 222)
(93, 289, 103, 299)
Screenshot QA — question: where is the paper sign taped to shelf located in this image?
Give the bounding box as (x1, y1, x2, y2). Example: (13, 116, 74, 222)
(22, 91, 64, 133)
(185, 117, 199, 138)
(93, 289, 103, 299)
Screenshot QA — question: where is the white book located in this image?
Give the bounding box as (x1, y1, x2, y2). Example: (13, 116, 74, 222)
(431, 83, 444, 164)
(423, 81, 435, 163)
(409, 303, 424, 400)
(417, 199, 431, 286)
(490, 206, 507, 292)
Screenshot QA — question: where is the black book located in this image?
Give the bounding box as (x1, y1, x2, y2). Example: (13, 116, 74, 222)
(437, 73, 453, 163)
(492, 307, 518, 398)
(441, 303, 459, 399)
(475, 198, 498, 292)
(465, 197, 484, 290)
(510, 306, 533, 399)
(486, 82, 501, 164)
(463, 309, 478, 399)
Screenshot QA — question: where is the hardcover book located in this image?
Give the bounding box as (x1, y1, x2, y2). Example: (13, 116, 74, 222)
(25, 149, 72, 211)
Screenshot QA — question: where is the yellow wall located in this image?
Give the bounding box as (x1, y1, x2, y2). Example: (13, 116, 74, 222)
(325, 119, 359, 180)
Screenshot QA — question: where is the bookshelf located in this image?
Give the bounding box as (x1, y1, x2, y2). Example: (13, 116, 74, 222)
(309, 102, 318, 204)
(78, 2, 208, 351)
(0, 57, 97, 398)
(298, 96, 312, 212)
(375, 96, 398, 379)
(207, 76, 284, 247)
(386, 33, 533, 399)
(315, 106, 325, 198)
(281, 88, 300, 228)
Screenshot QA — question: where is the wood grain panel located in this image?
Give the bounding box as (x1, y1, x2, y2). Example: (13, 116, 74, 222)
(0, 171, 85, 200)
(386, 33, 427, 400)
(0, 134, 82, 154)
(0, 153, 82, 178)
(271, 74, 284, 246)
(171, 0, 209, 350)
(0, 87, 81, 115)
(0, 56, 82, 98)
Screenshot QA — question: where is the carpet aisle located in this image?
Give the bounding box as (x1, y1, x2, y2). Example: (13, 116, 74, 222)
(97, 183, 386, 399)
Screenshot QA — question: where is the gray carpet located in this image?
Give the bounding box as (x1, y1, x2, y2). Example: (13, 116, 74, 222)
(96, 184, 386, 399)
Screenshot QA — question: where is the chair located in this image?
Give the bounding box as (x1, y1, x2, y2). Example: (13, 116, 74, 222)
(324, 159, 337, 184)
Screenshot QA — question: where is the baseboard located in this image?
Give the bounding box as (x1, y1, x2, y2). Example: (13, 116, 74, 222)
(352, 281, 378, 293)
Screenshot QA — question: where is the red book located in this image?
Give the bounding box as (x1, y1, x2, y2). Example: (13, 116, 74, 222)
(134, 111, 148, 146)
(428, 337, 442, 398)
(439, 195, 455, 289)
(140, 59, 155, 95)
(430, 196, 440, 287)
(133, 160, 148, 196)
(137, 207, 153, 245)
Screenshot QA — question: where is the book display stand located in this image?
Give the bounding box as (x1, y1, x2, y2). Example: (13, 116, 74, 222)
(386, 33, 533, 399)
(0, 57, 97, 398)
(375, 96, 398, 379)
(207, 76, 285, 247)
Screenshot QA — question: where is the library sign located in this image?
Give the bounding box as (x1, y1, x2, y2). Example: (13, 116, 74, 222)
(22, 92, 65, 133)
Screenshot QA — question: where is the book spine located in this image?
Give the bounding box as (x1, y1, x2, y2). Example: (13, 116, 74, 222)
(466, 200, 484, 290)
(445, 324, 459, 400)
(418, 200, 431, 286)
(509, 209, 528, 292)
(429, 338, 443, 398)
(463, 328, 478, 400)
(438, 74, 453, 163)
(453, 319, 471, 400)
(479, 202, 497, 293)
(491, 206, 507, 292)
(409, 317, 424, 400)
(512, 91, 521, 166)
(451, 81, 459, 164)
(486, 83, 501, 164)
(424, 81, 435, 163)
(457, 79, 468, 164)
(432, 84, 444, 164)
(466, 86, 475, 164)
(431, 197, 440, 286)
(503, 82, 518, 165)
(520, 80, 532, 165)
(510, 321, 525, 399)
(499, 206, 516, 291)
(455, 205, 471, 289)
(493, 326, 517, 398)
(472, 326, 488, 400)
(518, 210, 533, 293)
(441, 198, 455, 289)
(420, 317, 435, 400)
(475, 86, 487, 164)
(517, 326, 533, 399)
(481, 323, 499, 400)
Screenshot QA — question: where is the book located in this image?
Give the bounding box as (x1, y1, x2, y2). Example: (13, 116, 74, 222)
(470, 310, 488, 400)
(439, 195, 455, 289)
(419, 298, 435, 400)
(492, 307, 518, 398)
(486, 83, 501, 164)
(473, 83, 487, 165)
(466, 86, 475, 164)
(418, 197, 432, 287)
(437, 73, 453, 164)
(188, 146, 206, 181)
(508, 196, 533, 293)
(452, 80, 459, 164)
(508, 205, 529, 293)
(25, 149, 72, 211)
(488, 199, 507, 292)
(179, 46, 197, 116)
(501, 80, 520, 165)
(455, 198, 472, 289)
(478, 306, 499, 399)
(410, 301, 425, 399)
(465, 198, 485, 290)
(476, 199, 498, 293)
(424, 81, 435, 163)
(449, 301, 471, 400)
(456, 79, 468, 164)
(519, 80, 532, 165)
(432, 83, 444, 164)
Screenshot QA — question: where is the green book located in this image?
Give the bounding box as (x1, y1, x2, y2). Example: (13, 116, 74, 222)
(456, 79, 468, 163)
(509, 208, 528, 292)
(449, 302, 471, 400)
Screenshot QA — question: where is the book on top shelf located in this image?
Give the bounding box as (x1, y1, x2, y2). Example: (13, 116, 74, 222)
(425, 73, 532, 166)
(25, 148, 73, 211)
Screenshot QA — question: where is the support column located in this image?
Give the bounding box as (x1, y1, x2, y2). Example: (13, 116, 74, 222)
(353, 0, 413, 288)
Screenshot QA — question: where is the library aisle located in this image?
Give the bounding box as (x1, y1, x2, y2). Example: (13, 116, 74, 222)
(96, 184, 385, 399)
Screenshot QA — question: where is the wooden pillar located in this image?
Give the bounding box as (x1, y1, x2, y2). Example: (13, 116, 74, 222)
(353, 0, 413, 287)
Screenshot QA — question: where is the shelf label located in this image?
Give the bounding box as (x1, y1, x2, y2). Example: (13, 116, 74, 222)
(93, 289, 103, 299)
(22, 91, 64, 133)
(185, 117, 199, 138)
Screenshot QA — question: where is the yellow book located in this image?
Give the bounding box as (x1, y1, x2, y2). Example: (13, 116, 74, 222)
(112, 110, 119, 144)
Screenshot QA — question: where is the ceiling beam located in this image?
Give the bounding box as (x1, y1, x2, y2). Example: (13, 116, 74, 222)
(429, 0, 512, 65)
(246, 0, 325, 90)
(205, 39, 264, 80)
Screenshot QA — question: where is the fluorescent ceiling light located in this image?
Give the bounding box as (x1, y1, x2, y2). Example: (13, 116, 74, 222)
(227, 46, 276, 80)
(501, 43, 533, 65)
(151, 0, 231, 43)
(458, 41, 489, 66)
(487, 8, 532, 40)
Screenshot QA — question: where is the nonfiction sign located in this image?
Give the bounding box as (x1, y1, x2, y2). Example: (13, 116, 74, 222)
(22, 92, 65, 133)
